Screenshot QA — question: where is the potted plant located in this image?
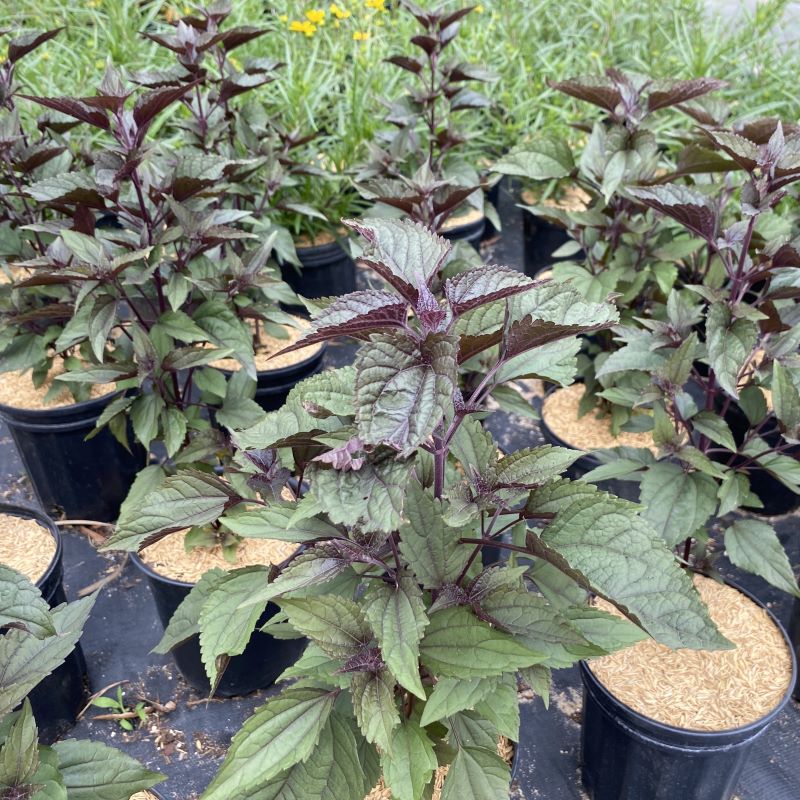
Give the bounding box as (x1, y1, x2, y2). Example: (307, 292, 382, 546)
(0, 560, 165, 797)
(142, 3, 362, 305)
(493, 70, 728, 488)
(11, 36, 320, 461)
(109, 216, 730, 799)
(356, 2, 498, 254)
(106, 460, 306, 697)
(559, 117, 800, 798)
(0, 28, 146, 521)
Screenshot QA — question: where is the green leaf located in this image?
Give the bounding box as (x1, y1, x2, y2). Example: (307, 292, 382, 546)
(222, 502, 340, 542)
(440, 745, 510, 800)
(639, 462, 718, 546)
(280, 596, 371, 659)
(474, 673, 520, 740)
(200, 687, 336, 800)
(60, 229, 105, 265)
(129, 392, 164, 450)
(163, 346, 233, 371)
(355, 333, 456, 455)
(449, 416, 498, 475)
(494, 446, 581, 486)
(480, 587, 599, 667)
(351, 669, 399, 754)
(561, 606, 649, 651)
(772, 361, 800, 438)
(103, 471, 240, 552)
(364, 573, 429, 699)
(241, 545, 354, 610)
(29, 743, 66, 799)
(725, 519, 799, 596)
(691, 411, 736, 451)
(494, 139, 574, 180)
(308, 453, 411, 534)
(0, 565, 54, 638)
(199, 566, 271, 691)
(596, 336, 667, 378)
(0, 594, 97, 719)
(706, 303, 758, 397)
(419, 677, 499, 727)
(53, 739, 163, 800)
(520, 665, 551, 708)
(248, 712, 367, 800)
(0, 699, 38, 786)
(155, 309, 209, 343)
(398, 485, 471, 589)
(194, 300, 256, 379)
(419, 607, 545, 678)
(382, 719, 437, 800)
(534, 495, 731, 650)
(658, 333, 698, 387)
(87, 295, 117, 361)
(288, 367, 357, 418)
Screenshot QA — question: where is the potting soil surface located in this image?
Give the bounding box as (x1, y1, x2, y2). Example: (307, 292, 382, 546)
(0, 187, 798, 799)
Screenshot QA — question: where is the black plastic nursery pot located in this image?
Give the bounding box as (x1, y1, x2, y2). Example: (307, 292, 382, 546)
(538, 388, 640, 503)
(442, 213, 486, 251)
(522, 213, 580, 278)
(131, 554, 305, 697)
(579, 582, 797, 800)
(713, 402, 800, 517)
(280, 239, 356, 307)
(0, 391, 146, 522)
(219, 343, 327, 414)
(0, 504, 90, 744)
(791, 596, 800, 702)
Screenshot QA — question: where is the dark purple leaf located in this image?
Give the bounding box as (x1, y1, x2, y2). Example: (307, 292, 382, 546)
(410, 34, 439, 54)
(647, 77, 726, 111)
(205, 26, 268, 53)
(276, 290, 409, 355)
(548, 76, 621, 114)
(445, 264, 535, 316)
(7, 28, 63, 63)
(385, 55, 423, 74)
(439, 7, 476, 30)
(337, 647, 386, 675)
(505, 315, 615, 358)
(627, 185, 718, 241)
(20, 95, 110, 131)
(313, 437, 365, 472)
(133, 82, 197, 129)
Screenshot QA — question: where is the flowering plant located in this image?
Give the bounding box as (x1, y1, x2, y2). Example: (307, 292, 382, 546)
(109, 217, 728, 800)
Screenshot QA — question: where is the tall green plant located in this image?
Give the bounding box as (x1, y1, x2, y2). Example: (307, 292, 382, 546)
(108, 217, 729, 800)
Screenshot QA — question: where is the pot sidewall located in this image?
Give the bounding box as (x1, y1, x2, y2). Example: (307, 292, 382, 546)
(578, 580, 797, 800)
(131, 553, 304, 697)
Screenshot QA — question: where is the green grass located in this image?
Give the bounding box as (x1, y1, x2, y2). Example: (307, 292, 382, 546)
(6, 0, 800, 161)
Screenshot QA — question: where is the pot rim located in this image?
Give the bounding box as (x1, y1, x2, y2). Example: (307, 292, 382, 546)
(580, 577, 798, 742)
(215, 341, 327, 382)
(130, 549, 197, 590)
(0, 387, 124, 420)
(0, 502, 62, 591)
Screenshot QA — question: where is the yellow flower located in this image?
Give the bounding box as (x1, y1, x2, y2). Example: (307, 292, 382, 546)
(290, 20, 317, 36)
(353, 30, 370, 40)
(279, 14, 288, 22)
(475, 3, 484, 11)
(330, 2, 350, 18)
(365, 0, 385, 10)
(306, 8, 326, 25)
